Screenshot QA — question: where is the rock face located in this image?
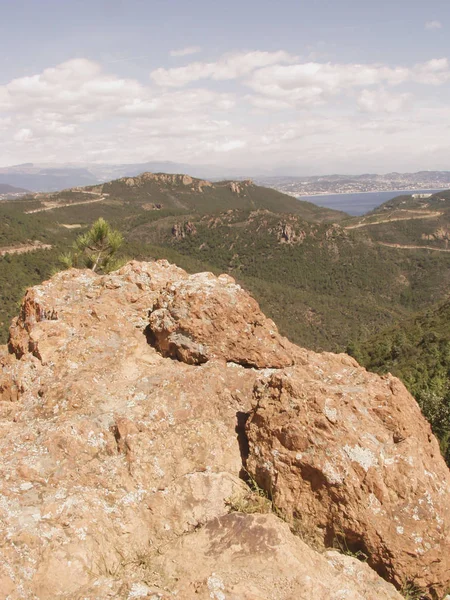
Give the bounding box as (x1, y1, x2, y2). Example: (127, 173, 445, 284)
(276, 220, 307, 244)
(147, 271, 294, 367)
(246, 359, 450, 598)
(121, 172, 213, 191)
(229, 179, 253, 195)
(0, 260, 447, 598)
(153, 513, 403, 600)
(171, 220, 197, 239)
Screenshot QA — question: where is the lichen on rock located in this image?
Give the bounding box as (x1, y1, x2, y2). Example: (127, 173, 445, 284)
(0, 260, 447, 598)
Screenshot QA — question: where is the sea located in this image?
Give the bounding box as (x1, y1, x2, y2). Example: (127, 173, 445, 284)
(300, 189, 446, 217)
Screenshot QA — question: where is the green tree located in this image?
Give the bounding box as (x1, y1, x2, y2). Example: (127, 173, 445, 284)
(60, 218, 124, 273)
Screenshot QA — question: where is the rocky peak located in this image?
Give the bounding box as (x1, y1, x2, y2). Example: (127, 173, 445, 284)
(120, 172, 213, 191)
(0, 261, 449, 598)
(228, 179, 253, 195)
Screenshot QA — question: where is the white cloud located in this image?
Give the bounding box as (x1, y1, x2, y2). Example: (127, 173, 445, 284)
(118, 88, 235, 117)
(260, 117, 344, 146)
(245, 95, 293, 111)
(13, 128, 33, 142)
(2, 52, 450, 172)
(425, 20, 442, 30)
(170, 46, 201, 57)
(357, 88, 411, 113)
(151, 50, 297, 86)
(0, 58, 236, 128)
(412, 57, 449, 84)
(0, 117, 11, 130)
(0, 59, 144, 120)
(245, 58, 449, 107)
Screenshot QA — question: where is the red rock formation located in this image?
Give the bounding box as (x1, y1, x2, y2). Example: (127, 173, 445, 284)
(147, 271, 294, 367)
(246, 357, 450, 598)
(0, 260, 446, 598)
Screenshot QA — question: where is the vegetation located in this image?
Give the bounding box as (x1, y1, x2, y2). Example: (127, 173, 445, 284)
(60, 217, 124, 273)
(226, 477, 272, 515)
(400, 579, 427, 600)
(350, 300, 450, 464)
(2, 183, 450, 350)
(2, 179, 450, 467)
(127, 205, 450, 351)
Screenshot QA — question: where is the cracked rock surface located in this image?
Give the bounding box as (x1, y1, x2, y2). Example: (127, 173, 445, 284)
(0, 260, 446, 598)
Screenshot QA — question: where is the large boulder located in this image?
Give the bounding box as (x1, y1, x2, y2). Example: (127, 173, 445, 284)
(0, 260, 447, 598)
(147, 271, 294, 368)
(0, 262, 259, 597)
(246, 354, 450, 598)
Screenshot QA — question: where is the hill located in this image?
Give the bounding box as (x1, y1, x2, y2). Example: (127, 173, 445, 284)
(350, 299, 450, 464)
(342, 190, 450, 251)
(1, 174, 450, 356)
(0, 173, 345, 342)
(0, 183, 29, 194)
(91, 172, 347, 220)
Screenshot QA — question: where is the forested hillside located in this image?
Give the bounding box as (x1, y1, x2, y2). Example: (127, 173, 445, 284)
(1, 175, 450, 354)
(351, 300, 450, 464)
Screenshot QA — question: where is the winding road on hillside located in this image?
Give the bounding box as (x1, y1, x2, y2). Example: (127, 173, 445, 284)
(378, 242, 450, 252)
(0, 242, 52, 256)
(24, 190, 108, 214)
(345, 210, 442, 230)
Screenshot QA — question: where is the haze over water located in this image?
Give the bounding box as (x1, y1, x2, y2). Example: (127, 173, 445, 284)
(301, 189, 446, 216)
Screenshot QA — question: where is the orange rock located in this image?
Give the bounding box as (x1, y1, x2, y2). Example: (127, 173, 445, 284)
(148, 271, 294, 368)
(246, 359, 450, 598)
(0, 261, 445, 598)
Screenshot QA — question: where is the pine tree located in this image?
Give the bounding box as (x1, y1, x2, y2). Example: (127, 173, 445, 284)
(60, 218, 124, 273)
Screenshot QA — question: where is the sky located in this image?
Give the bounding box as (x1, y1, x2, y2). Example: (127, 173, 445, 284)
(1, 0, 450, 175)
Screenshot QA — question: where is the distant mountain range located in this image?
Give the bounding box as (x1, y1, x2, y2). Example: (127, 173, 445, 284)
(0, 183, 29, 196)
(2, 162, 450, 194)
(0, 162, 247, 192)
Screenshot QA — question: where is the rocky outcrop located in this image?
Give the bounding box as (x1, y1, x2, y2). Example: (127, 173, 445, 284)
(0, 260, 448, 598)
(277, 220, 307, 244)
(147, 271, 294, 367)
(246, 359, 450, 598)
(171, 220, 197, 239)
(422, 227, 450, 247)
(229, 179, 253, 195)
(121, 172, 213, 191)
(0, 262, 258, 597)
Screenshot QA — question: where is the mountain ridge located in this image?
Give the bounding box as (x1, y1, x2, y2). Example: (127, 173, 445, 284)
(3, 161, 450, 196)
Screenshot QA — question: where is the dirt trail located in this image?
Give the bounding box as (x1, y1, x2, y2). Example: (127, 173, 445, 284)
(0, 243, 52, 256)
(345, 210, 442, 230)
(25, 191, 108, 214)
(378, 242, 450, 252)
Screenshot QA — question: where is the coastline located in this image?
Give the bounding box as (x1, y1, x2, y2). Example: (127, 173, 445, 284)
(297, 187, 447, 198)
(295, 188, 449, 216)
